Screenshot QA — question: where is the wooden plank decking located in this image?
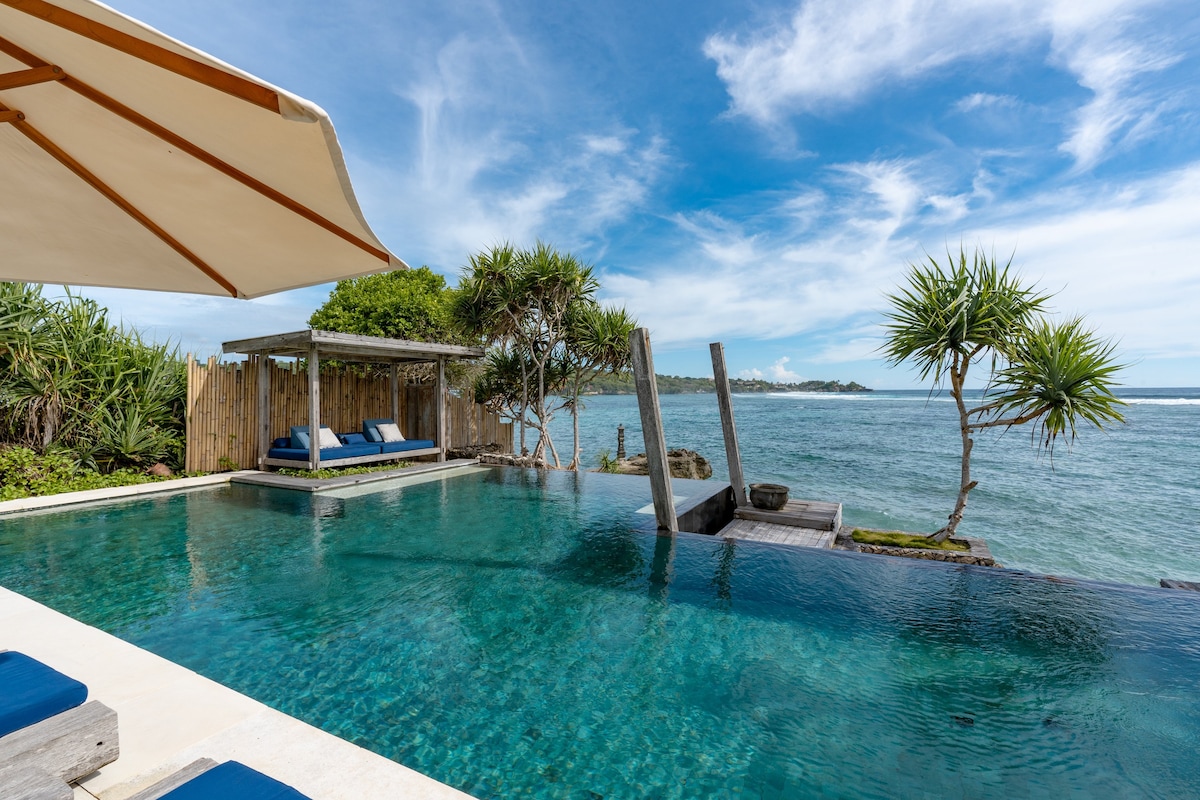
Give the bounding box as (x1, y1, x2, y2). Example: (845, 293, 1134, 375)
(719, 499, 843, 549)
(733, 500, 842, 531)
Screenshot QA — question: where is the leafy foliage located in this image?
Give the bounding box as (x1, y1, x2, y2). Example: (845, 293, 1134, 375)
(882, 247, 1126, 540)
(0, 283, 186, 475)
(277, 461, 412, 479)
(586, 374, 870, 394)
(0, 446, 168, 501)
(309, 267, 476, 345)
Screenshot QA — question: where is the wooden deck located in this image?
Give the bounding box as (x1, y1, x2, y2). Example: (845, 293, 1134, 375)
(718, 499, 843, 549)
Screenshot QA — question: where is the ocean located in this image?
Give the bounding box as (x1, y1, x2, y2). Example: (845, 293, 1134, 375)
(546, 388, 1200, 587)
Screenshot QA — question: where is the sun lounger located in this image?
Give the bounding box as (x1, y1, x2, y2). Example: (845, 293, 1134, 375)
(0, 651, 119, 798)
(128, 758, 311, 800)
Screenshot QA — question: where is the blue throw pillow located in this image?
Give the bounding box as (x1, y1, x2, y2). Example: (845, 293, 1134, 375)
(289, 426, 311, 450)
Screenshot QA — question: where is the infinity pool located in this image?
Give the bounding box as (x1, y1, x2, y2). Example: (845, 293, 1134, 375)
(2, 467, 1198, 798)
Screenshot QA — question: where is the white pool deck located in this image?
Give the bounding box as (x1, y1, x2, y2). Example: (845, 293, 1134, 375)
(0, 467, 478, 800)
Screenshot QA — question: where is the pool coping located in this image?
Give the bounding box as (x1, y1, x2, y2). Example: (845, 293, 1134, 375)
(0, 472, 258, 516)
(0, 587, 473, 800)
(0, 460, 483, 516)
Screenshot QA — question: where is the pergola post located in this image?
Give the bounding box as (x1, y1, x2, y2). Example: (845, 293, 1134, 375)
(710, 342, 747, 507)
(389, 363, 399, 424)
(256, 352, 269, 470)
(436, 357, 447, 461)
(307, 343, 321, 470)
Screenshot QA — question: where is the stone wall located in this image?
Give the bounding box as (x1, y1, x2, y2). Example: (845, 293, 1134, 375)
(833, 526, 1001, 567)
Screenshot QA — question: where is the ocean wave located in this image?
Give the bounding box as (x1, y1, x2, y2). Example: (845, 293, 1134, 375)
(1122, 398, 1200, 405)
(753, 392, 955, 402)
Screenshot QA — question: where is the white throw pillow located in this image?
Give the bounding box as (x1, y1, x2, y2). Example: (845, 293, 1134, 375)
(377, 422, 405, 442)
(317, 427, 342, 449)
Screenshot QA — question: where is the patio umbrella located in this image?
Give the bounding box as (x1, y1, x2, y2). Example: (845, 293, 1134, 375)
(0, 0, 406, 299)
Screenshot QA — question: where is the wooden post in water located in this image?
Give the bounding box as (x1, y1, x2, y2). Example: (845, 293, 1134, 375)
(307, 344, 321, 470)
(710, 342, 748, 507)
(630, 328, 677, 533)
(256, 353, 270, 470)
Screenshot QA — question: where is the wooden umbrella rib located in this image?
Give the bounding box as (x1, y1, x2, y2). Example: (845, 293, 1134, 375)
(1, 101, 240, 297)
(0, 0, 280, 113)
(64, 77, 391, 262)
(0, 34, 390, 264)
(0, 64, 62, 89)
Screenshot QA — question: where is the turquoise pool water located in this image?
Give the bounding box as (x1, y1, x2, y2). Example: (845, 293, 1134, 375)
(2, 468, 1199, 798)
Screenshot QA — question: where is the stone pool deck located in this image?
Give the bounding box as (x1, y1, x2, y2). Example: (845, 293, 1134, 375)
(0, 587, 472, 800)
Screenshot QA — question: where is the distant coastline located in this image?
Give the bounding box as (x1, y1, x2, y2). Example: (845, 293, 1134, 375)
(586, 374, 871, 395)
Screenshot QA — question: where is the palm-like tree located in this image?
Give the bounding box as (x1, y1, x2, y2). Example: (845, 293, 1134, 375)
(562, 304, 637, 470)
(882, 248, 1126, 541)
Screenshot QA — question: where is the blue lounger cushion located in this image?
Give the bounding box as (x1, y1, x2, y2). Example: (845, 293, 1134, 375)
(0, 651, 88, 738)
(362, 418, 393, 443)
(379, 439, 436, 454)
(157, 761, 310, 800)
(339, 432, 369, 446)
(267, 443, 382, 462)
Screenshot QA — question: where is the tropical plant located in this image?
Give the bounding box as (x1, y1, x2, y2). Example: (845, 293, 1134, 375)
(881, 247, 1126, 541)
(0, 283, 186, 472)
(562, 304, 637, 470)
(452, 242, 616, 466)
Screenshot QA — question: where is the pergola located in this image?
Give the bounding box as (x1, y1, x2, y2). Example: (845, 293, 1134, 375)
(222, 329, 485, 470)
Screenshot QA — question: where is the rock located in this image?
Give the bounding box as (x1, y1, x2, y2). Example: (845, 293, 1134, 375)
(448, 442, 505, 459)
(147, 462, 172, 478)
(611, 449, 712, 480)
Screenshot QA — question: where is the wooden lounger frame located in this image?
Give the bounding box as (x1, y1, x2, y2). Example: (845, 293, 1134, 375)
(0, 700, 119, 798)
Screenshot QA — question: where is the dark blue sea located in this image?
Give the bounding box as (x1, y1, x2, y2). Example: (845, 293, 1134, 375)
(550, 388, 1200, 586)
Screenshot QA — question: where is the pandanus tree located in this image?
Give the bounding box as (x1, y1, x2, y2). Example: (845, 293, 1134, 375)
(452, 243, 635, 468)
(882, 248, 1126, 541)
(562, 304, 637, 470)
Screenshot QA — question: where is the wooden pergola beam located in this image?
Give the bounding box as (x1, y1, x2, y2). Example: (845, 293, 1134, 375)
(0, 64, 62, 90)
(0, 35, 391, 265)
(0, 99, 239, 296)
(0, 108, 22, 123)
(0, 0, 281, 113)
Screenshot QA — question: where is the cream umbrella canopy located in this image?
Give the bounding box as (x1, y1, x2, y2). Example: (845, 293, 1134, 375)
(0, 0, 406, 298)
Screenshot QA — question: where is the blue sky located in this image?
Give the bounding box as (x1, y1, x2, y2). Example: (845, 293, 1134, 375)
(77, 0, 1200, 387)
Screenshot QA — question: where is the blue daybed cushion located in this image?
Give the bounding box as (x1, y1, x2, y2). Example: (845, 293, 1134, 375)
(379, 439, 436, 454)
(362, 418, 393, 443)
(267, 443, 381, 462)
(0, 651, 88, 738)
(339, 432, 369, 446)
(158, 760, 310, 800)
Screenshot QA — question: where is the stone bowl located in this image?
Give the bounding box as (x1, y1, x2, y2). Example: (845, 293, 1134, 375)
(749, 483, 789, 511)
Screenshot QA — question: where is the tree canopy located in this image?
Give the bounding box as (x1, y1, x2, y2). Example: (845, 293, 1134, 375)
(309, 267, 476, 345)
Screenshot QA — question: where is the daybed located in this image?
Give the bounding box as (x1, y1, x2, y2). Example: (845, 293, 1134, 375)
(0, 650, 119, 798)
(263, 422, 439, 469)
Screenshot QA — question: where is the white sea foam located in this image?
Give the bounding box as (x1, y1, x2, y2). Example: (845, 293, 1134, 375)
(1122, 398, 1200, 406)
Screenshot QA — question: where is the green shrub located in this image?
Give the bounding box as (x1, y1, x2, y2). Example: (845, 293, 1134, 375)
(0, 445, 166, 500)
(851, 528, 970, 552)
(277, 461, 412, 479)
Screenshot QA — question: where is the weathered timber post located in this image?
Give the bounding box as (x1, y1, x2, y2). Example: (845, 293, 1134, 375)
(629, 328, 677, 533)
(256, 353, 269, 470)
(390, 363, 399, 424)
(710, 342, 747, 507)
(307, 343, 321, 470)
(436, 357, 447, 461)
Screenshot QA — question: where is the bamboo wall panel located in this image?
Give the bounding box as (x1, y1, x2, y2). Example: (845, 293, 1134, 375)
(185, 357, 512, 472)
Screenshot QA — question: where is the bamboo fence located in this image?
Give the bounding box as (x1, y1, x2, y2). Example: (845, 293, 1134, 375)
(185, 355, 512, 472)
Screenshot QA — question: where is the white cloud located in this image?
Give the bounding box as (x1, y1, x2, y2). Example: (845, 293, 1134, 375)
(738, 357, 805, 382)
(604, 157, 1200, 374)
(955, 93, 1018, 113)
(704, 0, 1181, 168)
